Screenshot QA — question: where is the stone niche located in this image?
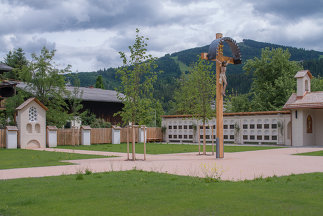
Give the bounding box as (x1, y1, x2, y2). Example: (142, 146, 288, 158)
(16, 97, 48, 149)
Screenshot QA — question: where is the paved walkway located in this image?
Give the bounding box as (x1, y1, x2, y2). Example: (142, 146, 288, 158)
(1, 147, 323, 181)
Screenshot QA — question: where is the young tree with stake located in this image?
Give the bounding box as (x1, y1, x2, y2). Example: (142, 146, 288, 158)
(116, 29, 158, 160)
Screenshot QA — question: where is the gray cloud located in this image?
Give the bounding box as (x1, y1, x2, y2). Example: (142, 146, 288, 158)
(250, 0, 323, 20)
(0, 0, 184, 35)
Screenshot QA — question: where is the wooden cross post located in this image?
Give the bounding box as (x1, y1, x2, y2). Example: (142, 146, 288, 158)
(201, 33, 234, 158)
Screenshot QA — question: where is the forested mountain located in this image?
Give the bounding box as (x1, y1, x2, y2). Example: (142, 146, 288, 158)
(65, 39, 323, 113)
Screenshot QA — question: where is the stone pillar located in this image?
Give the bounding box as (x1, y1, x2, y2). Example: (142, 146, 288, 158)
(81, 126, 91, 146)
(6, 126, 18, 149)
(47, 126, 58, 148)
(112, 126, 121, 144)
(139, 126, 147, 143)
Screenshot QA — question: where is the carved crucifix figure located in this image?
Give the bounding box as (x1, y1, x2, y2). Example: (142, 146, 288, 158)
(215, 59, 228, 96)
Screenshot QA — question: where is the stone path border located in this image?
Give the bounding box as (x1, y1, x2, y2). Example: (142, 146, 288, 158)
(1, 147, 323, 181)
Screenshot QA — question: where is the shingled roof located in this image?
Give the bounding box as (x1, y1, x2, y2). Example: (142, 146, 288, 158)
(0, 63, 13, 72)
(16, 97, 48, 111)
(16, 82, 122, 103)
(283, 92, 323, 109)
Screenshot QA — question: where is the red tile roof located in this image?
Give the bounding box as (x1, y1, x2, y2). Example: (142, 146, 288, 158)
(283, 92, 323, 109)
(294, 70, 312, 79)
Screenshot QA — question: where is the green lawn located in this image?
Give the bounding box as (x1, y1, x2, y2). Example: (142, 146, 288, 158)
(57, 143, 282, 154)
(0, 149, 109, 170)
(0, 171, 322, 216)
(297, 150, 323, 156)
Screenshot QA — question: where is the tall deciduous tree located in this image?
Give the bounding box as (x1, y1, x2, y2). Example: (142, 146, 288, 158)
(173, 57, 216, 154)
(20, 47, 72, 127)
(311, 76, 323, 91)
(243, 48, 303, 111)
(3, 48, 28, 80)
(95, 75, 105, 89)
(116, 29, 158, 158)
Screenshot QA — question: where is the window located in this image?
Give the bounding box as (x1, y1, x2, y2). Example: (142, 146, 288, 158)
(206, 135, 210, 139)
(264, 124, 269, 129)
(35, 123, 40, 133)
(250, 124, 255, 129)
(169, 135, 172, 138)
(250, 135, 255, 140)
(213, 135, 216, 139)
(213, 125, 216, 129)
(168, 125, 172, 129)
(224, 135, 228, 139)
(224, 125, 228, 129)
(264, 136, 269, 140)
(307, 115, 312, 133)
(272, 124, 277, 129)
(272, 136, 277, 140)
(189, 135, 193, 139)
(243, 124, 248, 129)
(184, 135, 187, 139)
(230, 135, 234, 139)
(200, 126, 203, 129)
(189, 125, 193, 129)
(257, 124, 262, 129)
(184, 125, 187, 129)
(174, 135, 177, 138)
(179, 135, 182, 139)
(206, 126, 210, 129)
(173, 126, 177, 129)
(200, 135, 203, 139)
(243, 135, 248, 140)
(230, 125, 234, 129)
(179, 125, 182, 129)
(29, 107, 37, 122)
(26, 123, 32, 133)
(305, 80, 309, 92)
(257, 135, 262, 140)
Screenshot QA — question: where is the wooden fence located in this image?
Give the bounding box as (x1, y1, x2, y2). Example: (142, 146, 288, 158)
(0, 129, 5, 148)
(147, 127, 163, 142)
(0, 127, 163, 148)
(57, 129, 80, 146)
(91, 128, 112, 144)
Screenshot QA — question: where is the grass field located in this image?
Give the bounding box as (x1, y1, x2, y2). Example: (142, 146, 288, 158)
(0, 171, 322, 216)
(296, 150, 323, 156)
(57, 143, 282, 154)
(0, 149, 110, 170)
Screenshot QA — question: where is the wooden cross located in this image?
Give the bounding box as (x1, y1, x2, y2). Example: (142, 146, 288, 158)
(201, 33, 234, 158)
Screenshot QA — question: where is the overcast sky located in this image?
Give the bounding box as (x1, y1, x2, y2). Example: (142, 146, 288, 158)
(1, 0, 323, 72)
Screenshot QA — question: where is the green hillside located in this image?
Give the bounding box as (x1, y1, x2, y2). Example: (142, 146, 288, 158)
(65, 39, 323, 113)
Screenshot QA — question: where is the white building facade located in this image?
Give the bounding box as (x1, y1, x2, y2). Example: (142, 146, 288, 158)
(283, 70, 323, 146)
(162, 111, 291, 146)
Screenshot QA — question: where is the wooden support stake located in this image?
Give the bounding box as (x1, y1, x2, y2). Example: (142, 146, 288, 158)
(132, 125, 136, 161)
(203, 124, 206, 155)
(198, 126, 201, 155)
(212, 125, 214, 155)
(127, 126, 129, 160)
(144, 126, 146, 160)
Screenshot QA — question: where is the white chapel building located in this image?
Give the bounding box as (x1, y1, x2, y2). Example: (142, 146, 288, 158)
(283, 70, 323, 146)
